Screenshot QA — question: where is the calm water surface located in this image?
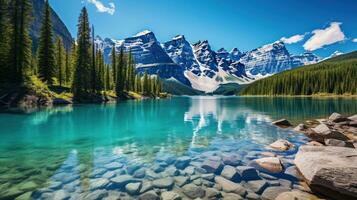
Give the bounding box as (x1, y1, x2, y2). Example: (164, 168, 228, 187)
(0, 96, 356, 199)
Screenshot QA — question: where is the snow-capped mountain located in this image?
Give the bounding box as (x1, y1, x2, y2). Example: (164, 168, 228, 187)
(96, 31, 321, 93)
(163, 38, 251, 92)
(240, 41, 320, 75)
(322, 51, 344, 61)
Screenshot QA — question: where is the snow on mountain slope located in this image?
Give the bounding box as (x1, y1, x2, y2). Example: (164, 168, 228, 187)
(240, 41, 320, 75)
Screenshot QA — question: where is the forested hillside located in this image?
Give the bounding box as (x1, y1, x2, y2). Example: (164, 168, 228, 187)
(240, 51, 357, 96)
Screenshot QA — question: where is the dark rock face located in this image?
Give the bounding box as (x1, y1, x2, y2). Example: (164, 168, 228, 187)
(30, 0, 73, 51)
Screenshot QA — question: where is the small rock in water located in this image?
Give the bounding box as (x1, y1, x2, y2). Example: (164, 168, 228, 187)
(205, 188, 221, 199)
(90, 178, 110, 190)
(174, 176, 189, 187)
(127, 163, 142, 175)
(110, 175, 139, 188)
(269, 139, 294, 151)
(221, 192, 243, 200)
(306, 141, 324, 146)
(246, 180, 269, 194)
(174, 157, 191, 170)
(104, 162, 123, 170)
(272, 119, 292, 128)
(275, 190, 320, 200)
(261, 186, 290, 200)
(201, 173, 215, 181)
(152, 177, 174, 189)
(182, 184, 205, 199)
(125, 182, 142, 195)
(221, 165, 241, 182)
(201, 160, 223, 174)
(284, 166, 303, 181)
(161, 191, 181, 200)
(215, 176, 247, 196)
(53, 190, 70, 200)
(293, 124, 307, 132)
(222, 154, 242, 166)
(133, 168, 146, 178)
(236, 166, 259, 180)
(250, 157, 283, 174)
(139, 191, 159, 200)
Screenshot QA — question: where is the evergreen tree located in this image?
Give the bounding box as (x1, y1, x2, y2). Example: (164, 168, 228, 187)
(143, 71, 149, 95)
(91, 25, 96, 92)
(0, 0, 11, 84)
(37, 0, 56, 85)
(72, 7, 92, 100)
(115, 48, 125, 97)
(65, 50, 71, 86)
(8, 0, 32, 84)
(105, 64, 110, 91)
(56, 37, 65, 86)
(111, 46, 116, 85)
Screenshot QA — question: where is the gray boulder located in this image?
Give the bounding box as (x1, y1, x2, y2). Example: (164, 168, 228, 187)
(236, 166, 259, 180)
(125, 182, 142, 195)
(246, 180, 269, 194)
(324, 138, 354, 148)
(174, 156, 191, 169)
(152, 177, 174, 189)
(329, 112, 349, 123)
(161, 191, 181, 200)
(182, 184, 205, 199)
(307, 124, 349, 142)
(221, 165, 241, 182)
(269, 139, 294, 151)
(348, 114, 357, 121)
(294, 145, 357, 199)
(261, 186, 290, 200)
(139, 191, 159, 200)
(202, 159, 223, 174)
(250, 157, 283, 174)
(215, 176, 247, 196)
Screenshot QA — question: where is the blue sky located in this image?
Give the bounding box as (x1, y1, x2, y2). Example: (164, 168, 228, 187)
(50, 0, 357, 57)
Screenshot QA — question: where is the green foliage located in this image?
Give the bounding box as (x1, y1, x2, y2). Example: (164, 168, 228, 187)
(0, 0, 11, 84)
(240, 54, 357, 96)
(111, 46, 116, 85)
(37, 0, 56, 85)
(8, 0, 32, 84)
(72, 7, 92, 101)
(56, 37, 65, 86)
(115, 48, 125, 97)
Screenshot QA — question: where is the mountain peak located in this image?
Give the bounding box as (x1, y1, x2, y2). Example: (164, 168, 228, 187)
(134, 30, 153, 37)
(172, 35, 185, 41)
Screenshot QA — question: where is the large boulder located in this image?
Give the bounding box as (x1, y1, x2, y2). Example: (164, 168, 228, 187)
(306, 124, 349, 142)
(250, 157, 283, 174)
(275, 190, 320, 200)
(294, 145, 357, 200)
(269, 139, 294, 151)
(348, 114, 357, 121)
(272, 119, 292, 128)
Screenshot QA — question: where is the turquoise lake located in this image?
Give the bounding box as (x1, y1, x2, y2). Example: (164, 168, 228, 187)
(0, 96, 357, 199)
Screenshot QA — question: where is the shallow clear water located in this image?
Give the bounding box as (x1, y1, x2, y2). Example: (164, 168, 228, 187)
(0, 96, 356, 199)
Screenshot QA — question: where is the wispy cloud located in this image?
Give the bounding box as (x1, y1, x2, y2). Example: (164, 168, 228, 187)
(353, 38, 357, 43)
(303, 22, 346, 51)
(87, 0, 115, 15)
(280, 34, 305, 44)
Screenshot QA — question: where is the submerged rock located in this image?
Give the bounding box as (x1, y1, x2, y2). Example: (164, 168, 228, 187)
(250, 157, 283, 174)
(201, 160, 223, 174)
(275, 190, 321, 200)
(152, 177, 174, 189)
(269, 139, 294, 151)
(221, 165, 241, 182)
(161, 191, 181, 200)
(174, 157, 191, 169)
(126, 182, 142, 195)
(272, 119, 292, 128)
(236, 166, 259, 180)
(293, 124, 307, 132)
(246, 180, 269, 194)
(139, 191, 159, 200)
(182, 184, 205, 199)
(261, 186, 290, 200)
(215, 176, 247, 196)
(294, 145, 357, 199)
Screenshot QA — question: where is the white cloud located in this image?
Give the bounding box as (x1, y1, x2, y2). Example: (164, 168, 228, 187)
(87, 0, 115, 15)
(353, 38, 357, 43)
(280, 34, 305, 44)
(303, 22, 346, 51)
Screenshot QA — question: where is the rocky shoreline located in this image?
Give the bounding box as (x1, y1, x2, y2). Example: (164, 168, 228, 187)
(273, 112, 357, 200)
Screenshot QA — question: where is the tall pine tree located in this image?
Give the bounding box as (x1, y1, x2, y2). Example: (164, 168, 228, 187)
(111, 46, 116, 85)
(115, 48, 125, 97)
(0, 0, 11, 84)
(56, 37, 65, 87)
(8, 0, 32, 84)
(37, 0, 56, 85)
(72, 7, 92, 101)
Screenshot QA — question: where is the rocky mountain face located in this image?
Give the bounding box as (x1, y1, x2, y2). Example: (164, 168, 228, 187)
(96, 31, 321, 93)
(31, 0, 73, 50)
(239, 41, 320, 76)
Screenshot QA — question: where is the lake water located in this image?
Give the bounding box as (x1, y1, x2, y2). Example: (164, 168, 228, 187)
(0, 96, 356, 199)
